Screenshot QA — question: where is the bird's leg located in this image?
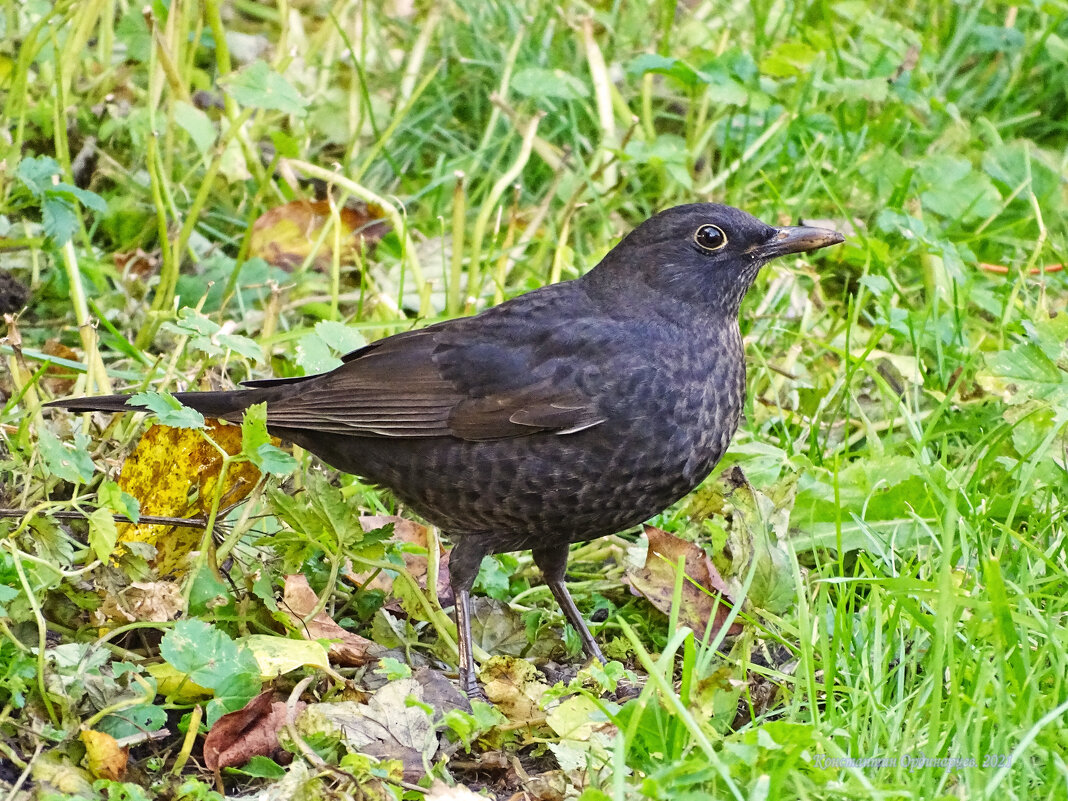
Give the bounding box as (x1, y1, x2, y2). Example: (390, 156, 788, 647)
(531, 543, 606, 665)
(448, 537, 489, 700)
(453, 589, 485, 700)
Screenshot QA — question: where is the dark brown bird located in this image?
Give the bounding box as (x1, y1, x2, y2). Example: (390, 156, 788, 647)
(46, 203, 842, 696)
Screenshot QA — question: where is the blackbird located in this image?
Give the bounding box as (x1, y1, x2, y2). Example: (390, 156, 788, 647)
(46, 203, 843, 696)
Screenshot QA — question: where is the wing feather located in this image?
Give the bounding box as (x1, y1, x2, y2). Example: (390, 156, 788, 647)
(257, 289, 617, 440)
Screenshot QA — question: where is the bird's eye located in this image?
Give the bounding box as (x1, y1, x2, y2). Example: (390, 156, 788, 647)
(693, 224, 727, 252)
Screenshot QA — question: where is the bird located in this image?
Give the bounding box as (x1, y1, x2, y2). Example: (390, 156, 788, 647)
(45, 203, 843, 697)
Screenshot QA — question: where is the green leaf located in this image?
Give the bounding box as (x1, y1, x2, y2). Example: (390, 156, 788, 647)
(724, 475, 795, 614)
(116, 8, 151, 62)
(160, 620, 261, 724)
(971, 25, 1025, 54)
(15, 157, 106, 245)
(234, 756, 287, 779)
(255, 444, 298, 475)
(0, 585, 19, 619)
(702, 77, 749, 106)
(223, 60, 308, 116)
(982, 141, 1061, 205)
(314, 320, 366, 356)
(14, 155, 61, 197)
(442, 701, 507, 748)
(167, 307, 221, 336)
(759, 41, 819, 78)
(241, 404, 297, 475)
(98, 479, 141, 522)
(128, 392, 206, 429)
(626, 54, 700, 86)
(38, 429, 96, 484)
(269, 130, 300, 159)
(41, 195, 79, 245)
(1046, 33, 1068, 65)
(174, 101, 217, 157)
(240, 403, 271, 453)
(51, 182, 107, 213)
(216, 333, 263, 362)
(827, 77, 890, 102)
(917, 156, 1001, 222)
(981, 347, 1068, 406)
(296, 330, 343, 374)
(98, 704, 168, 740)
(511, 67, 589, 100)
(375, 657, 412, 681)
(266, 473, 391, 554)
(624, 133, 689, 166)
(206, 669, 264, 725)
(88, 507, 119, 564)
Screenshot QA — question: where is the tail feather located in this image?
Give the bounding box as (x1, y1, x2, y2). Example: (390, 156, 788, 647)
(45, 390, 262, 420)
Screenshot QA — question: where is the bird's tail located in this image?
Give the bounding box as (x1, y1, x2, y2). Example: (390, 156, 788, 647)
(44, 390, 263, 421)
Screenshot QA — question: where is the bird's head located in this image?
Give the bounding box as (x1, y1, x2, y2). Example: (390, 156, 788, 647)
(585, 203, 844, 317)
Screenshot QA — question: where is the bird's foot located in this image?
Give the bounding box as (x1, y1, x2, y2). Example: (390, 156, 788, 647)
(459, 676, 490, 704)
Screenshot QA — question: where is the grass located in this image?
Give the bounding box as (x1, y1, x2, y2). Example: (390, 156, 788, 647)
(2, 0, 1067, 799)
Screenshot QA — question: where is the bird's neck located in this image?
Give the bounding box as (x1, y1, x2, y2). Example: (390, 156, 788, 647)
(581, 258, 758, 324)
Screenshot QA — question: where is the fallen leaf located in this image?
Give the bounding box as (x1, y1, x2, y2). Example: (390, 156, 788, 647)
(80, 729, 128, 781)
(146, 662, 213, 702)
(203, 690, 301, 771)
(624, 525, 743, 639)
(282, 574, 384, 666)
(116, 420, 260, 574)
(40, 339, 79, 395)
(30, 750, 94, 797)
(297, 678, 437, 780)
(544, 693, 612, 742)
(425, 780, 486, 800)
(721, 467, 797, 615)
(95, 581, 183, 624)
(248, 199, 388, 271)
(479, 655, 550, 724)
(412, 666, 471, 714)
(113, 248, 160, 277)
(506, 770, 567, 801)
(241, 634, 331, 678)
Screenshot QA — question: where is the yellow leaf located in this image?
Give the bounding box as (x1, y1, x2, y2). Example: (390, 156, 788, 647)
(116, 420, 260, 574)
(147, 662, 213, 701)
(80, 730, 128, 781)
(240, 634, 331, 679)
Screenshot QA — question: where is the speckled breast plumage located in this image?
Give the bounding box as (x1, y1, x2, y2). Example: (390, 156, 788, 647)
(287, 320, 746, 554)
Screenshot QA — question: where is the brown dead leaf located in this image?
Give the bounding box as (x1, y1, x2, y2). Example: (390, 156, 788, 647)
(282, 574, 384, 666)
(297, 678, 437, 780)
(480, 655, 550, 724)
(346, 515, 453, 607)
(248, 199, 388, 271)
(507, 770, 567, 801)
(40, 340, 79, 395)
(80, 729, 128, 781)
(203, 690, 302, 771)
(624, 524, 742, 639)
(95, 580, 183, 624)
(116, 420, 260, 574)
(113, 248, 160, 277)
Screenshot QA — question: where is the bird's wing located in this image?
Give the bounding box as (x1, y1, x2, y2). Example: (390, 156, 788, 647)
(252, 296, 617, 441)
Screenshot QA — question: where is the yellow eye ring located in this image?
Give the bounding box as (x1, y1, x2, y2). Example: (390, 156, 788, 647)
(693, 224, 727, 252)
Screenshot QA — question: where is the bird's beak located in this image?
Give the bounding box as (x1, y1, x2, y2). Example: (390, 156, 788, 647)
(755, 225, 845, 258)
